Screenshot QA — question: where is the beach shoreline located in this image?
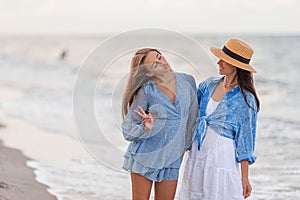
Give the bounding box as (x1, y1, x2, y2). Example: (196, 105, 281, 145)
(0, 85, 56, 199)
(0, 35, 299, 199)
(0, 138, 56, 200)
(0, 84, 93, 200)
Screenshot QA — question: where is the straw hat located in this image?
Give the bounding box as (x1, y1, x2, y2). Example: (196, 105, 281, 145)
(210, 38, 256, 73)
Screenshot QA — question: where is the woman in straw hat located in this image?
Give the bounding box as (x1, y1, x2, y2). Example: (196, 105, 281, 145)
(179, 39, 260, 199)
(122, 48, 198, 199)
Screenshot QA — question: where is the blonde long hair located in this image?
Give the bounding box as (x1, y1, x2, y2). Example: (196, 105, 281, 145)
(122, 48, 160, 118)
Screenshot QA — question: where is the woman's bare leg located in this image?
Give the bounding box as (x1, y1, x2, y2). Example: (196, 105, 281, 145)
(154, 180, 178, 200)
(131, 172, 153, 200)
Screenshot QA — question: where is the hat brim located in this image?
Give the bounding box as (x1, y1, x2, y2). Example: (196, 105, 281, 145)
(210, 47, 256, 73)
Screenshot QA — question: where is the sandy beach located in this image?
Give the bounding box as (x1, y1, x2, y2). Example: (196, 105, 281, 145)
(0, 85, 92, 200)
(0, 86, 56, 200)
(0, 139, 56, 200)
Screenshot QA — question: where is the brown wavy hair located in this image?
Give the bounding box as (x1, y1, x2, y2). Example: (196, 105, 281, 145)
(122, 48, 161, 118)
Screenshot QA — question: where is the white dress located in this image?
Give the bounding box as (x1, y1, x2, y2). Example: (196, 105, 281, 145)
(179, 98, 243, 200)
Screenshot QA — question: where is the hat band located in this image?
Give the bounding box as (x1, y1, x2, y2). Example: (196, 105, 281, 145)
(222, 46, 250, 64)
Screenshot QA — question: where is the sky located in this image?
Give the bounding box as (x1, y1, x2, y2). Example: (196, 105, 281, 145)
(0, 0, 299, 35)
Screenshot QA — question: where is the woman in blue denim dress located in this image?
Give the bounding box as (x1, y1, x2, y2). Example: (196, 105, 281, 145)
(179, 39, 260, 200)
(122, 48, 198, 199)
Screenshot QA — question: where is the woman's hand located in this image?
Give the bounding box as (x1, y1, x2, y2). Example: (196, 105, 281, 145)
(242, 177, 252, 199)
(241, 160, 252, 198)
(134, 106, 154, 132)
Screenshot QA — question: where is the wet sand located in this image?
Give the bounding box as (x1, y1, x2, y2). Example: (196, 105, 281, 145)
(0, 139, 56, 200)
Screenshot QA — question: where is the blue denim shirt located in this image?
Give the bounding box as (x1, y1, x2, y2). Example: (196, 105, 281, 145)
(196, 76, 258, 165)
(122, 72, 198, 171)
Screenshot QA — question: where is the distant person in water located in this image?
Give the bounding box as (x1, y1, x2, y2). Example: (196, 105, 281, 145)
(59, 49, 68, 60)
(179, 38, 260, 199)
(121, 48, 198, 200)
(0, 123, 5, 128)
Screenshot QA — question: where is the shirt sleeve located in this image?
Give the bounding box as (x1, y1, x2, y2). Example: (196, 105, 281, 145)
(184, 74, 199, 150)
(235, 95, 258, 165)
(122, 86, 165, 142)
(197, 79, 208, 105)
(122, 87, 149, 141)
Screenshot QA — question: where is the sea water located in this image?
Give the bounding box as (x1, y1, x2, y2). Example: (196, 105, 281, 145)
(0, 35, 299, 199)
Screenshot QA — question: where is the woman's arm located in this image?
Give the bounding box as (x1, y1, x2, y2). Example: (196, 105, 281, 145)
(241, 160, 252, 199)
(122, 88, 149, 141)
(235, 95, 258, 164)
(185, 74, 198, 150)
(122, 87, 162, 142)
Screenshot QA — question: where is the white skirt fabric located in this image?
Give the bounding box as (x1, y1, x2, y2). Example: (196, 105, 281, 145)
(179, 127, 243, 200)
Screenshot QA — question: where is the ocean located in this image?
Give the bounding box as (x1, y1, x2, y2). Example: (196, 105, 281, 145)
(0, 34, 299, 199)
